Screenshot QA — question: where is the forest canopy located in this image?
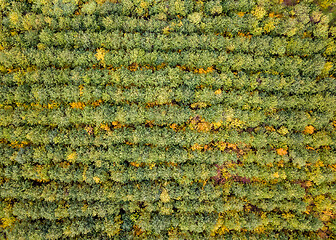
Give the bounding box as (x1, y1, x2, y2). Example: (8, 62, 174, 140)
(0, 0, 336, 239)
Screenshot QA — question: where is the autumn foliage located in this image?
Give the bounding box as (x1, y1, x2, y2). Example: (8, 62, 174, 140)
(0, 0, 336, 239)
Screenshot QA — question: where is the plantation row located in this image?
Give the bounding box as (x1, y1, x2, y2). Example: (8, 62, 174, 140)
(1, 161, 217, 182)
(5, 196, 312, 217)
(4, 31, 332, 55)
(2, 181, 332, 221)
(1, 228, 330, 240)
(2, 179, 335, 209)
(0, 104, 334, 132)
(1, 143, 335, 166)
(1, 49, 329, 77)
(3, 6, 331, 39)
(1, 159, 335, 184)
(1, 180, 226, 202)
(1, 214, 326, 240)
(1, 201, 324, 228)
(0, 0, 306, 18)
(1, 124, 335, 148)
(2, 68, 336, 91)
(2, 80, 336, 104)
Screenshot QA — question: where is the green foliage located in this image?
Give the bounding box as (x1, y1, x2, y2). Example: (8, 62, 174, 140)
(0, 0, 336, 239)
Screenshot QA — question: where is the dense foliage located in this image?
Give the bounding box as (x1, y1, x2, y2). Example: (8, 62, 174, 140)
(0, 0, 336, 239)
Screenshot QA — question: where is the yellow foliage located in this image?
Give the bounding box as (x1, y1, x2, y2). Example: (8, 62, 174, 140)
(82, 165, 88, 182)
(47, 101, 59, 109)
(170, 123, 178, 130)
(140, 1, 148, 8)
(1, 216, 16, 229)
(276, 148, 287, 156)
(330, 164, 336, 171)
(306, 181, 313, 187)
(100, 123, 111, 131)
(252, 6, 266, 19)
(321, 62, 333, 76)
(282, 212, 295, 219)
(95, 48, 107, 61)
(194, 66, 214, 74)
(93, 176, 100, 183)
(325, 41, 335, 55)
(130, 162, 140, 167)
(213, 121, 222, 129)
(95, 48, 107, 67)
(95, 160, 102, 168)
(70, 102, 85, 109)
(163, 26, 170, 35)
(9, 12, 19, 24)
(303, 125, 315, 134)
(227, 143, 237, 150)
(303, 32, 312, 38)
(277, 126, 289, 135)
(110, 120, 124, 129)
(145, 120, 154, 127)
(237, 32, 252, 39)
(148, 163, 156, 170)
(37, 43, 46, 50)
(177, 65, 187, 71)
(320, 210, 334, 222)
(273, 172, 280, 178)
(31, 102, 42, 109)
(217, 142, 227, 151)
(96, 0, 118, 4)
(167, 162, 178, 167)
(214, 89, 222, 95)
(210, 217, 224, 235)
(319, 0, 333, 9)
(160, 188, 170, 203)
(196, 121, 212, 132)
(10, 140, 29, 148)
(67, 152, 77, 161)
(277, 160, 284, 167)
(79, 85, 84, 96)
(254, 226, 266, 234)
(264, 21, 275, 33)
(191, 143, 203, 151)
(129, 62, 139, 72)
(315, 160, 324, 168)
(190, 102, 207, 109)
(112, 121, 119, 126)
(216, 225, 230, 235)
(227, 118, 245, 129)
(34, 164, 50, 182)
(156, 62, 166, 71)
(85, 126, 93, 135)
(189, 116, 213, 132)
(306, 145, 315, 150)
(133, 225, 144, 236)
(0, 202, 15, 229)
